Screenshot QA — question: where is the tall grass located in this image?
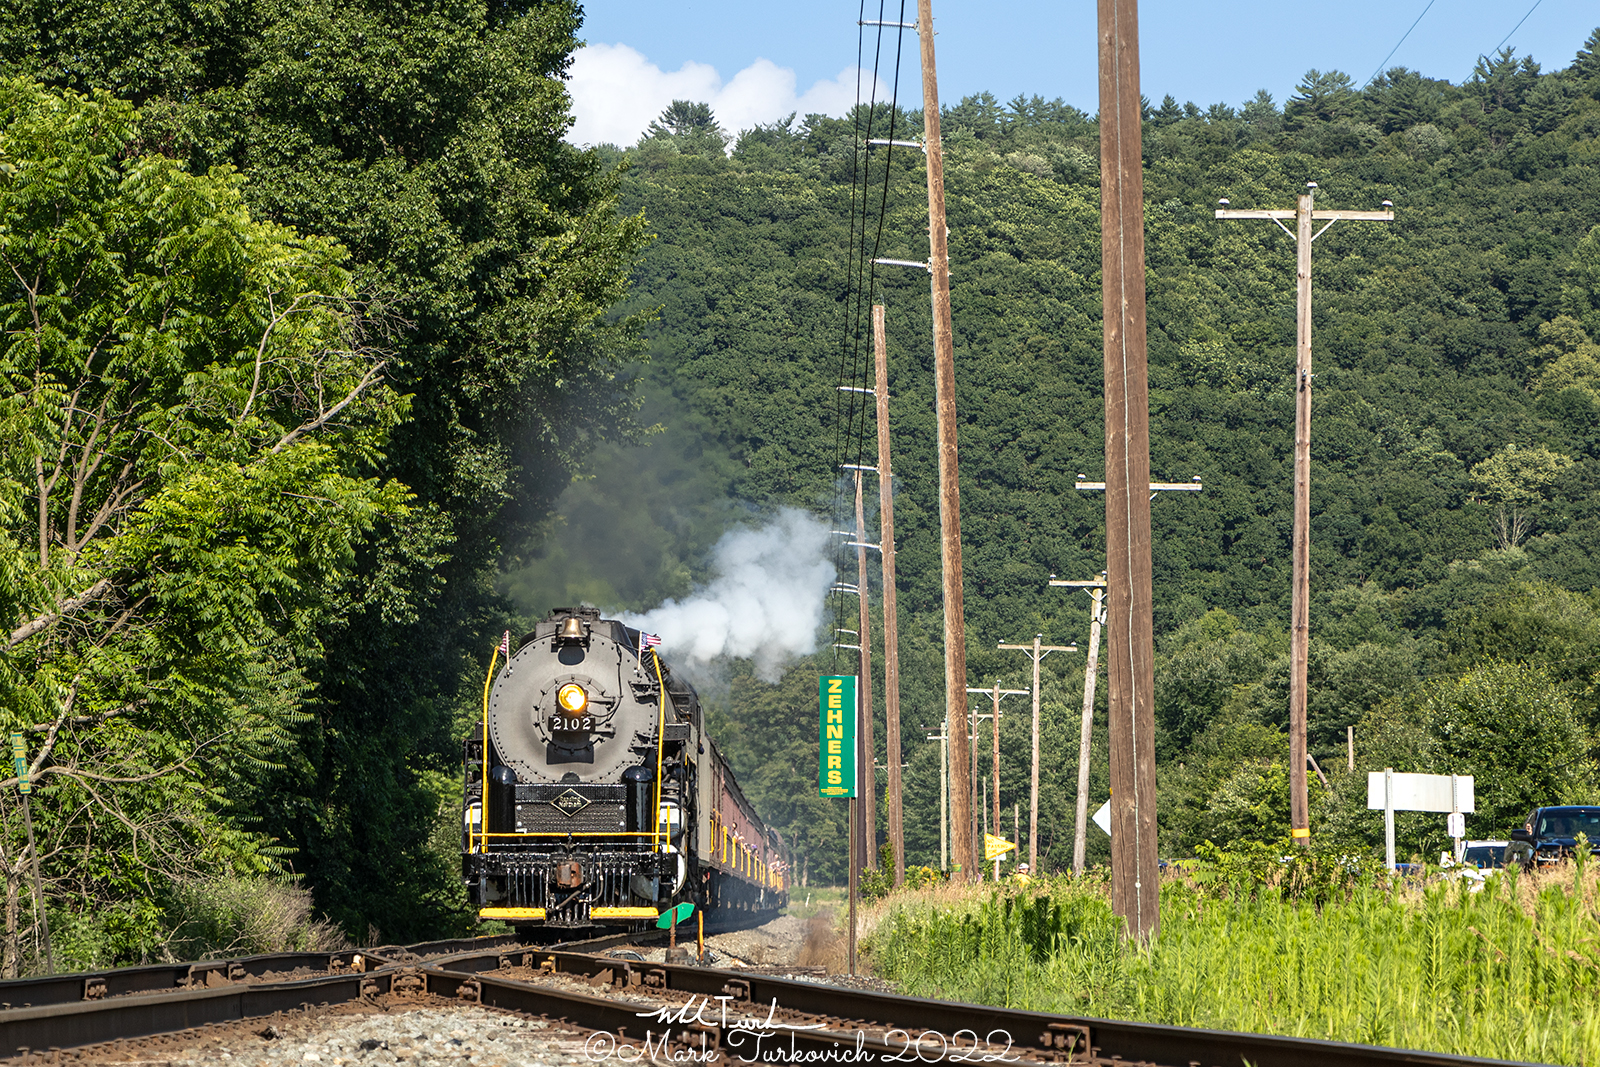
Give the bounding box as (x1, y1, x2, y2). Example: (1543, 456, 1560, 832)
(164, 876, 348, 960)
(868, 856, 1600, 1065)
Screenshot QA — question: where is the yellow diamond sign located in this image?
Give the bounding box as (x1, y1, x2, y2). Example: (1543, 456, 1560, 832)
(984, 833, 1015, 862)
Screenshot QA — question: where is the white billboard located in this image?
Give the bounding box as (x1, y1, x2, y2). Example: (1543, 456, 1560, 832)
(1366, 771, 1474, 813)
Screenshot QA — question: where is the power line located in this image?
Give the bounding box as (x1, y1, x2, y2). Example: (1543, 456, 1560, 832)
(1363, 0, 1438, 88)
(852, 3, 909, 486)
(1491, 0, 1545, 56)
(832, 1, 908, 670)
(832, 0, 881, 670)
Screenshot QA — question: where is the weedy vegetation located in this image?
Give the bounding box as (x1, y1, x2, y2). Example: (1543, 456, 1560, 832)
(867, 843, 1600, 1064)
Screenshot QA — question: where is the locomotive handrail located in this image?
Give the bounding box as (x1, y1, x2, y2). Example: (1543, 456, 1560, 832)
(477, 832, 662, 838)
(478, 639, 503, 854)
(650, 650, 668, 852)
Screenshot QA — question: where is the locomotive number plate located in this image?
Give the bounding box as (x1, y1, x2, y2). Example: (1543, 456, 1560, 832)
(549, 716, 594, 732)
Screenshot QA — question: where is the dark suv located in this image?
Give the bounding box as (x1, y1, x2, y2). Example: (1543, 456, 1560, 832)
(1505, 806, 1600, 869)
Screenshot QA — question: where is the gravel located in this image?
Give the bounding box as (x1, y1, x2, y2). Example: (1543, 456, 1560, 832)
(97, 1005, 597, 1067)
(702, 914, 810, 966)
(75, 912, 889, 1067)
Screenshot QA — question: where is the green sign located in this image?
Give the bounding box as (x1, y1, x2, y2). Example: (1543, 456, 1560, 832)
(10, 733, 28, 796)
(818, 675, 857, 798)
(656, 902, 695, 928)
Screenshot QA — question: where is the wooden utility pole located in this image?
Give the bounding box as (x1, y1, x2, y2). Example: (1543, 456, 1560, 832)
(914, 0, 973, 883)
(1078, 589, 1105, 875)
(848, 790, 858, 974)
(852, 469, 877, 868)
(12, 734, 54, 973)
(966, 705, 982, 874)
(1098, 0, 1159, 940)
(1063, 474, 1200, 879)
(966, 681, 1026, 871)
(997, 634, 1076, 870)
(926, 717, 949, 870)
(1216, 185, 1393, 846)
(861, 0, 967, 878)
(21, 796, 54, 973)
(1051, 576, 1107, 875)
(872, 306, 905, 886)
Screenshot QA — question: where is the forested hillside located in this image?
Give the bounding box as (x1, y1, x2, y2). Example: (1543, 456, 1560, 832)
(505, 36, 1600, 880)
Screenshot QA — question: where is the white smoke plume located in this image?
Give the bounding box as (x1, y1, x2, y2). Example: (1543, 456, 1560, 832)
(622, 508, 836, 683)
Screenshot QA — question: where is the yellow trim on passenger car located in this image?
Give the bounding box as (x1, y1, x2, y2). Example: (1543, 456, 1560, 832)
(592, 907, 660, 920)
(479, 907, 546, 920)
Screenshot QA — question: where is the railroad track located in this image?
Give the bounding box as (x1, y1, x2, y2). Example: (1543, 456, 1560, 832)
(0, 909, 774, 1014)
(0, 920, 1543, 1067)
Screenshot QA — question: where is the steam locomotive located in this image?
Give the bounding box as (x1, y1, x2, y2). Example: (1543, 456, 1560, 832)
(463, 607, 789, 928)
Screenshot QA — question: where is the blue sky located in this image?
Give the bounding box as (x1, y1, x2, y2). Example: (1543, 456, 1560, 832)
(568, 0, 1599, 146)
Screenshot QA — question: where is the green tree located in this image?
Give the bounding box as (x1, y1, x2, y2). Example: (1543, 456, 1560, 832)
(1422, 662, 1595, 831)
(1563, 226, 1600, 339)
(2, 0, 651, 938)
(1444, 582, 1600, 726)
(1159, 716, 1331, 855)
(641, 100, 730, 160)
(648, 100, 721, 138)
(1470, 443, 1574, 549)
(1239, 89, 1281, 133)
(1154, 609, 1274, 756)
(1529, 316, 1600, 403)
(1469, 48, 1542, 114)
(1575, 28, 1600, 95)
(1285, 69, 1356, 125)
(1338, 661, 1597, 856)
(0, 79, 406, 972)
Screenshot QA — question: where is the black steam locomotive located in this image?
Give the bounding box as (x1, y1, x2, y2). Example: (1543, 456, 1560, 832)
(463, 607, 789, 928)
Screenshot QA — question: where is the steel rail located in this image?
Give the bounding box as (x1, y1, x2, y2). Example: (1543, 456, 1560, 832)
(418, 947, 1548, 1067)
(365, 932, 526, 961)
(0, 950, 381, 1011)
(0, 907, 779, 1011)
(1, 966, 402, 1057)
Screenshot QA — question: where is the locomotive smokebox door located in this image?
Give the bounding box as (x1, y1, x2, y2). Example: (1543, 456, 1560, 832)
(555, 861, 583, 888)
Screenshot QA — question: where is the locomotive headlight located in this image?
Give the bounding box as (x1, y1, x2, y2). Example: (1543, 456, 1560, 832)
(557, 683, 589, 715)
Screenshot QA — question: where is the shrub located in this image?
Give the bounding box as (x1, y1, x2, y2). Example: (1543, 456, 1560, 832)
(164, 876, 348, 960)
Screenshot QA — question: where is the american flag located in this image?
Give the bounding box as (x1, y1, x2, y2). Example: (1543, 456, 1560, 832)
(639, 632, 662, 652)
(500, 630, 511, 659)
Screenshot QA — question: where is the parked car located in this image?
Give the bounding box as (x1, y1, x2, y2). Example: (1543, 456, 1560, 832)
(1460, 840, 1508, 870)
(1505, 807, 1600, 869)
(1439, 840, 1507, 889)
